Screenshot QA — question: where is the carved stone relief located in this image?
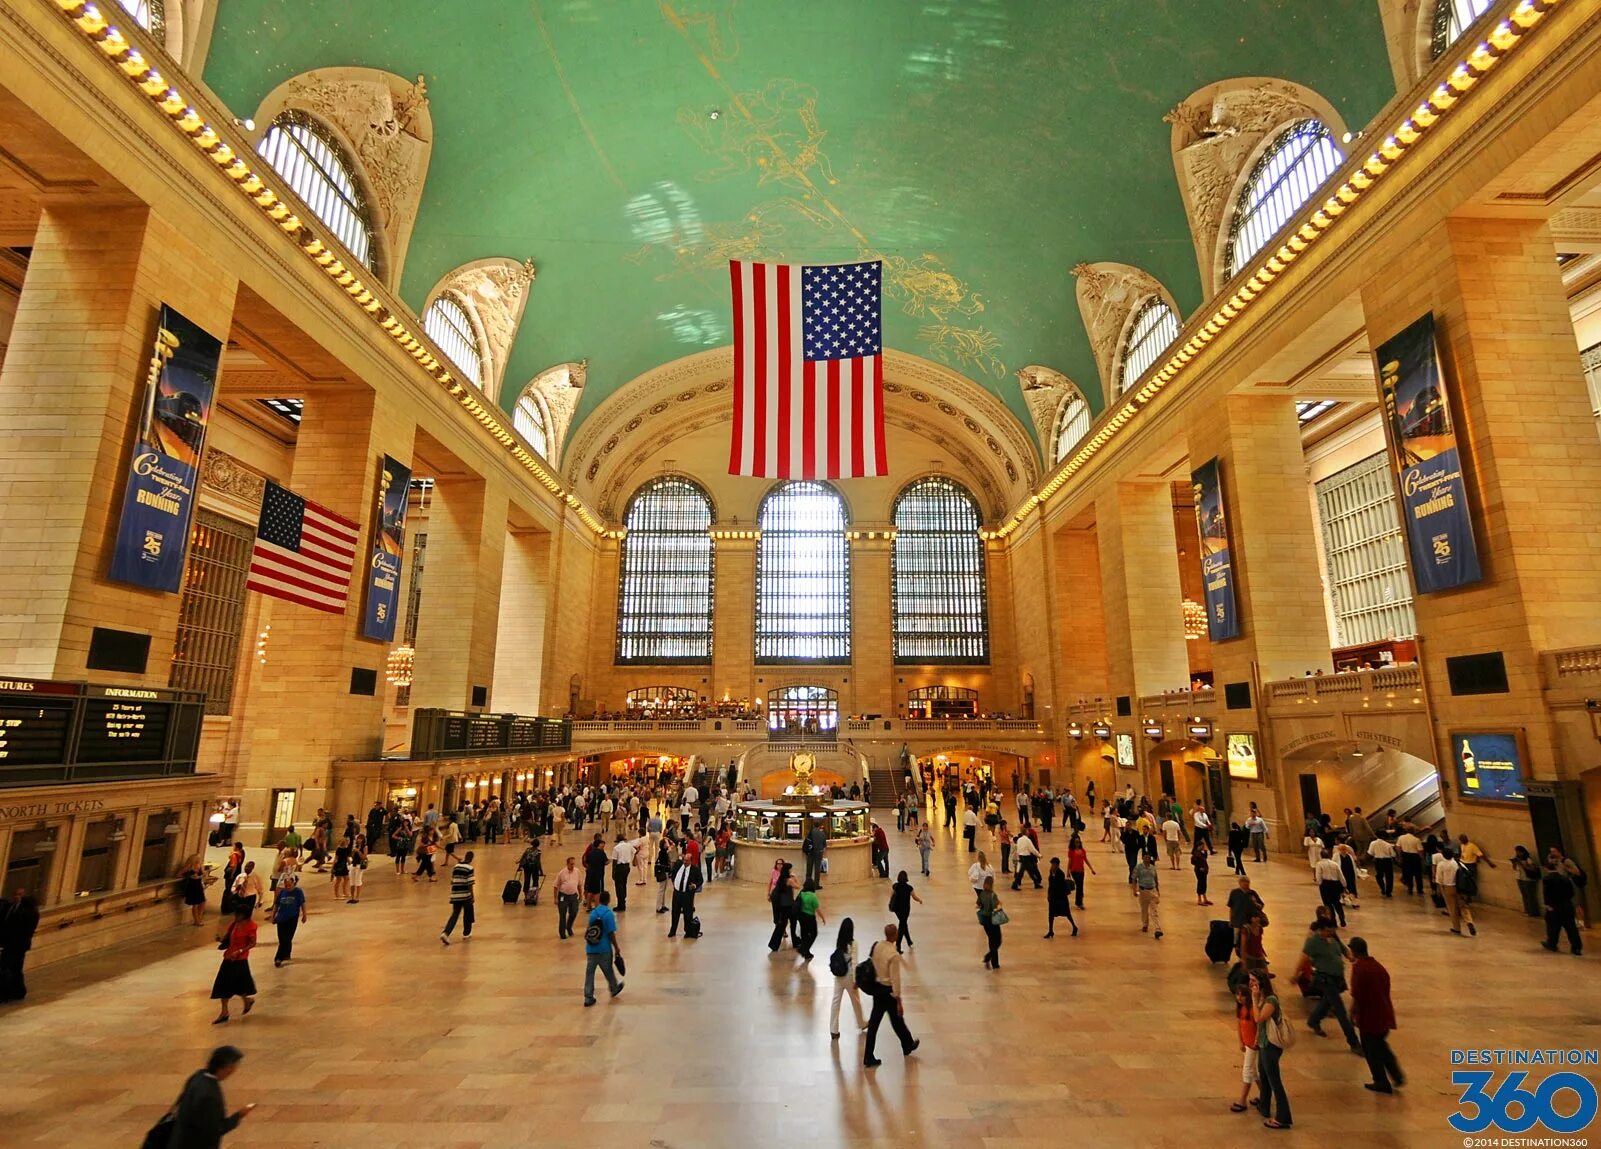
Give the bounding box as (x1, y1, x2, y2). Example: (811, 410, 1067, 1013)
(1071, 262, 1169, 406)
(427, 257, 535, 401)
(256, 68, 434, 286)
(1015, 364, 1073, 446)
(1165, 78, 1346, 296)
(200, 448, 267, 513)
(522, 359, 587, 466)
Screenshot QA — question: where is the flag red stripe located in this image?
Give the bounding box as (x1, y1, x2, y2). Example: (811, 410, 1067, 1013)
(244, 578, 345, 614)
(850, 357, 866, 477)
(776, 266, 791, 480)
(250, 541, 351, 590)
(751, 263, 767, 477)
(300, 504, 358, 541)
(245, 569, 345, 608)
(826, 359, 841, 479)
(872, 354, 887, 476)
(730, 261, 744, 473)
(802, 358, 816, 480)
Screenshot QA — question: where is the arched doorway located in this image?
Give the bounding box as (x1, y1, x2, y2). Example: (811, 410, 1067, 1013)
(767, 685, 839, 736)
(906, 686, 978, 719)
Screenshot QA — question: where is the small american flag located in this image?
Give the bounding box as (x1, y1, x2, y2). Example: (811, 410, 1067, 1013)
(729, 259, 886, 478)
(245, 480, 359, 613)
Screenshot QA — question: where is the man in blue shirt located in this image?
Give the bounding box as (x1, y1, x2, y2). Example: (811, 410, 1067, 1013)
(583, 890, 625, 1007)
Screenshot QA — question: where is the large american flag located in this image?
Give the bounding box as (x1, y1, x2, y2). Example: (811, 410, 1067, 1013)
(245, 480, 359, 613)
(729, 259, 887, 478)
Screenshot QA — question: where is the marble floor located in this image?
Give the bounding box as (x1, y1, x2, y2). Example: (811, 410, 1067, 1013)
(3, 812, 1595, 1148)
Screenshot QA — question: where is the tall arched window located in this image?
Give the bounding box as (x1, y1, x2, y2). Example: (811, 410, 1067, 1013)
(1224, 119, 1343, 280)
(1053, 388, 1092, 463)
(257, 111, 378, 272)
(892, 477, 988, 664)
(756, 481, 850, 664)
(616, 477, 715, 665)
(1117, 296, 1181, 394)
(513, 391, 550, 457)
(423, 294, 484, 388)
(1432, 0, 1495, 58)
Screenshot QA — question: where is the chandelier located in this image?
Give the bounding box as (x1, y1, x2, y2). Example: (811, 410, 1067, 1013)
(1182, 599, 1207, 640)
(386, 644, 416, 687)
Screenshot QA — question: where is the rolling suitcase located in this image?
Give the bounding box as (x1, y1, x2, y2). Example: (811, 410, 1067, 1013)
(684, 915, 703, 938)
(524, 881, 541, 906)
(502, 878, 521, 905)
(1204, 919, 1233, 963)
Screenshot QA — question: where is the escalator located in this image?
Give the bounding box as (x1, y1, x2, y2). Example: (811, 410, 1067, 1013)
(1366, 774, 1445, 836)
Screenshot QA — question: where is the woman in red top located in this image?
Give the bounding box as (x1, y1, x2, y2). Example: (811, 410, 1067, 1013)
(211, 904, 257, 1024)
(1067, 834, 1096, 909)
(1231, 983, 1260, 1112)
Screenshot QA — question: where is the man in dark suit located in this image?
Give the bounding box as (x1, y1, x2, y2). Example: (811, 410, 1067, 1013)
(0, 889, 40, 1003)
(168, 1045, 254, 1148)
(667, 852, 702, 937)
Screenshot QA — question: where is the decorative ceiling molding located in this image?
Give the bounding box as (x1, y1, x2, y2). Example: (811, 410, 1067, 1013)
(254, 67, 434, 288)
(425, 256, 535, 403)
(1165, 77, 1348, 297)
(1071, 262, 1176, 408)
(1015, 364, 1076, 446)
(526, 359, 587, 466)
(1375, 0, 1443, 93)
(565, 347, 1038, 522)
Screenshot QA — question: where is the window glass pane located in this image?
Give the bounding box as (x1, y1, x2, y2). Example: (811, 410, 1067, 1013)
(514, 394, 550, 457)
(424, 295, 484, 387)
(1314, 452, 1417, 647)
(138, 809, 178, 884)
(1225, 119, 1343, 279)
(616, 477, 715, 664)
(755, 481, 850, 664)
(169, 510, 255, 716)
(1118, 297, 1180, 394)
(1054, 390, 1091, 462)
(767, 685, 839, 732)
(117, 0, 164, 36)
(1434, 0, 1496, 58)
(75, 817, 122, 896)
(257, 112, 376, 271)
(892, 477, 989, 663)
(4, 826, 59, 903)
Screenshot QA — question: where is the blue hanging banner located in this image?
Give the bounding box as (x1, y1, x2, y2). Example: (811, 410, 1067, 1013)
(1192, 456, 1240, 641)
(108, 305, 221, 593)
(361, 454, 412, 641)
(1376, 313, 1482, 594)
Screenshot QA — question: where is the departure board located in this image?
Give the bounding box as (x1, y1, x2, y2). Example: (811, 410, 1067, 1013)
(0, 698, 76, 766)
(78, 696, 172, 763)
(0, 679, 203, 787)
(411, 710, 571, 759)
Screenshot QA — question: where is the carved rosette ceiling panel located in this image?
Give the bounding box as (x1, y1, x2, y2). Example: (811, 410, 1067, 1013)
(1071, 262, 1169, 406)
(1165, 78, 1345, 296)
(566, 348, 1037, 524)
(428, 257, 535, 400)
(199, 448, 269, 516)
(528, 359, 587, 465)
(1015, 364, 1075, 446)
(256, 68, 434, 285)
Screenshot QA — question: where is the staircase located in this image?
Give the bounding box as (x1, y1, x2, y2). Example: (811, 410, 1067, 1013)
(867, 764, 899, 807)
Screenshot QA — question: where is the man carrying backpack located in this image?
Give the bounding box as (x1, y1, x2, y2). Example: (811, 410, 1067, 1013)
(859, 923, 920, 1068)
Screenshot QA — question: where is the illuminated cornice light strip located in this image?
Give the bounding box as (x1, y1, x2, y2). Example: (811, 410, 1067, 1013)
(991, 0, 1561, 539)
(51, 0, 607, 536)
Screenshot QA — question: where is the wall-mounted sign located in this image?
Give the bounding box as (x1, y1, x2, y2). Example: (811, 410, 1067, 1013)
(1226, 732, 1259, 780)
(1450, 730, 1527, 803)
(109, 305, 222, 592)
(362, 454, 412, 642)
(1376, 313, 1482, 594)
(1114, 732, 1136, 768)
(1191, 457, 1240, 640)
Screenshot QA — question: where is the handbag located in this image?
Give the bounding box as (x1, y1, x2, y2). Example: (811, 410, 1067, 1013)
(140, 1114, 175, 1149)
(820, 857, 829, 875)
(990, 908, 1010, 926)
(1265, 1009, 1296, 1049)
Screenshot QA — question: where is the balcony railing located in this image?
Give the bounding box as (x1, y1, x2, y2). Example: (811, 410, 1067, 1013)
(1547, 645, 1601, 682)
(570, 717, 1051, 739)
(1263, 664, 1423, 704)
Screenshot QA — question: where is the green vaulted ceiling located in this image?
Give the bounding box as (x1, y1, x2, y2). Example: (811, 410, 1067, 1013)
(203, 0, 1393, 441)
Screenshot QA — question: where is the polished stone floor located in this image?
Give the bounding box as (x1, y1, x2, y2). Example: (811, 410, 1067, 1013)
(4, 808, 1595, 1147)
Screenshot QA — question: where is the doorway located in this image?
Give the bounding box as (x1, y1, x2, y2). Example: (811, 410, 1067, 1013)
(1298, 773, 1323, 827)
(265, 787, 297, 846)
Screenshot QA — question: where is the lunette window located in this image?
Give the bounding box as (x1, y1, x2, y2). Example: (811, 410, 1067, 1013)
(256, 111, 378, 273)
(423, 294, 484, 388)
(616, 477, 715, 664)
(1224, 118, 1343, 280)
(1117, 296, 1180, 394)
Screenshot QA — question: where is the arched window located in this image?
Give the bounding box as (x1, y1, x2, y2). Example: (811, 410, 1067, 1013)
(1053, 389, 1092, 463)
(892, 477, 988, 664)
(423, 294, 484, 387)
(257, 111, 378, 272)
(117, 0, 164, 35)
(756, 481, 850, 664)
(766, 686, 839, 733)
(1117, 296, 1181, 394)
(1432, 0, 1495, 58)
(1224, 119, 1344, 280)
(513, 391, 550, 457)
(616, 477, 715, 665)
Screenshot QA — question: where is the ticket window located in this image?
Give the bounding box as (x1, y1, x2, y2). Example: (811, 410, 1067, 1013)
(4, 825, 60, 903)
(137, 809, 179, 884)
(74, 817, 124, 897)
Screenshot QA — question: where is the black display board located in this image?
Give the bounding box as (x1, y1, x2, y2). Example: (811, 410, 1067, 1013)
(410, 709, 571, 760)
(0, 678, 205, 788)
